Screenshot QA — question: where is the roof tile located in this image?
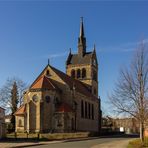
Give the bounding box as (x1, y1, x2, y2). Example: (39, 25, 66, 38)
(14, 105, 26, 115)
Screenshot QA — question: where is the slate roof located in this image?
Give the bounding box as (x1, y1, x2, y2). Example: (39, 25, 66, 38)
(66, 52, 93, 65)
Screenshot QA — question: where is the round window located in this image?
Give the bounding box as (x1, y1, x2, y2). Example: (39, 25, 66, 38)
(32, 95, 38, 103)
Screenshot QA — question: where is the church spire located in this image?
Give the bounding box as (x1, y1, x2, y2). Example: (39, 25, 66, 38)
(79, 17, 85, 38)
(78, 17, 86, 57)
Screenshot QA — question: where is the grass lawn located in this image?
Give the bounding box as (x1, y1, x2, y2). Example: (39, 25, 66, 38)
(127, 138, 148, 148)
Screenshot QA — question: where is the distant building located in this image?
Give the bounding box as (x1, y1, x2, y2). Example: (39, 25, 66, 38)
(112, 118, 139, 134)
(5, 115, 12, 125)
(14, 18, 101, 134)
(0, 107, 6, 138)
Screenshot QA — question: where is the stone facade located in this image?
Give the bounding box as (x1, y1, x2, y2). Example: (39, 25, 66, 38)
(15, 18, 101, 134)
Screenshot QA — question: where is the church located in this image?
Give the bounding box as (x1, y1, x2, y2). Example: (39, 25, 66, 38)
(14, 19, 101, 134)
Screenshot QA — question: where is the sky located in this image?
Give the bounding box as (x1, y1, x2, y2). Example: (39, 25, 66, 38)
(0, 1, 148, 115)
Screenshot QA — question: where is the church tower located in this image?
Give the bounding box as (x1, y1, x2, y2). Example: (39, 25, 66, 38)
(66, 18, 98, 97)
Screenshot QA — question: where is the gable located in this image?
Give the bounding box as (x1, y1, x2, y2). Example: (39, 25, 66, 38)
(30, 65, 66, 90)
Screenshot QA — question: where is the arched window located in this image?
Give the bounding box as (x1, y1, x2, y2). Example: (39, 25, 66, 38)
(45, 96, 50, 103)
(82, 68, 86, 78)
(81, 100, 84, 118)
(85, 102, 88, 118)
(93, 71, 97, 81)
(18, 119, 23, 127)
(77, 69, 81, 78)
(94, 88, 97, 95)
(92, 104, 94, 120)
(88, 103, 91, 119)
(71, 69, 75, 78)
(71, 118, 74, 130)
(46, 70, 50, 76)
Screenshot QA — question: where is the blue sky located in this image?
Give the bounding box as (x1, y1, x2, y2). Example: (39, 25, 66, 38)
(0, 1, 148, 115)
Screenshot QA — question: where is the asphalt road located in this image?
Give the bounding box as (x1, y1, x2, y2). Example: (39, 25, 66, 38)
(27, 136, 135, 148)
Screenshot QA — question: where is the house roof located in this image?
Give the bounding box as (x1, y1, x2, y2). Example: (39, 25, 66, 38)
(14, 105, 26, 116)
(56, 103, 73, 113)
(66, 52, 93, 65)
(30, 75, 61, 92)
(50, 65, 98, 100)
(29, 63, 98, 101)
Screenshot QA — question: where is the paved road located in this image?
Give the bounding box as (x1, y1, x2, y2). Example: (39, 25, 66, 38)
(27, 137, 134, 148)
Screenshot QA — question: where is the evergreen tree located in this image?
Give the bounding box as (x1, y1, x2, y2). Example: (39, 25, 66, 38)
(10, 81, 18, 132)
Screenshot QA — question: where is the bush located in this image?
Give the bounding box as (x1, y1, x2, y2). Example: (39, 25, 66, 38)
(7, 123, 14, 133)
(40, 132, 90, 140)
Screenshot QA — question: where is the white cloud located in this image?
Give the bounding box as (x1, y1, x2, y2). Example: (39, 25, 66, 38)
(49, 52, 67, 59)
(99, 38, 148, 53)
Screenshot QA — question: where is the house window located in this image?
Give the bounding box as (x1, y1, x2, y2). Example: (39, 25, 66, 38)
(71, 69, 75, 78)
(57, 119, 62, 127)
(88, 103, 91, 119)
(92, 104, 94, 120)
(85, 102, 87, 118)
(71, 118, 74, 130)
(45, 96, 50, 103)
(18, 119, 23, 127)
(81, 100, 84, 118)
(77, 69, 81, 78)
(82, 68, 86, 78)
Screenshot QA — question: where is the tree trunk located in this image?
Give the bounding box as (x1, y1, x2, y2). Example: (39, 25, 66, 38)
(140, 121, 144, 144)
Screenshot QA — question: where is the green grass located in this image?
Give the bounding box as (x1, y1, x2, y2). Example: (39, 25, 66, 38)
(127, 138, 148, 148)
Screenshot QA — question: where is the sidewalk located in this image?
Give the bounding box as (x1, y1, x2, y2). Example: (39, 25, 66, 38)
(91, 139, 132, 148)
(0, 137, 98, 148)
(0, 140, 61, 148)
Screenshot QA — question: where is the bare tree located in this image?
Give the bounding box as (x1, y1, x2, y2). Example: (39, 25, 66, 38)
(109, 42, 148, 142)
(0, 77, 27, 114)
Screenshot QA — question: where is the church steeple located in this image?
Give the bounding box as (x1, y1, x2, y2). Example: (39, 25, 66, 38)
(78, 17, 86, 57)
(79, 17, 85, 37)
